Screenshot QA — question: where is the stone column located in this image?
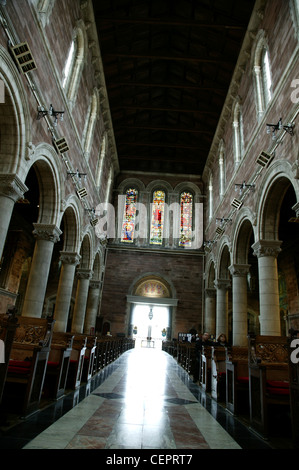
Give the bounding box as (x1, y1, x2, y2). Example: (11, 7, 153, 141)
(53, 251, 81, 332)
(229, 264, 250, 346)
(252, 240, 282, 335)
(204, 288, 216, 336)
(214, 279, 231, 338)
(22, 224, 62, 318)
(71, 268, 93, 333)
(84, 280, 101, 334)
(0, 175, 28, 259)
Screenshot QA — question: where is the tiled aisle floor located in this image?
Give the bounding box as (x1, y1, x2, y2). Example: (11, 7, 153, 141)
(0, 347, 274, 450)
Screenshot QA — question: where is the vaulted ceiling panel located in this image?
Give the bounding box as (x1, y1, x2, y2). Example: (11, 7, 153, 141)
(92, 0, 255, 175)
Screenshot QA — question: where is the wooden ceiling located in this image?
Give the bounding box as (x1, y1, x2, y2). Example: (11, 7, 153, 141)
(92, 0, 256, 175)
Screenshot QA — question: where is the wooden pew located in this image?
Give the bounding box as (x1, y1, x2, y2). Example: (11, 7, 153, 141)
(43, 332, 74, 400)
(225, 346, 249, 415)
(2, 316, 55, 417)
(82, 335, 97, 382)
(288, 329, 299, 448)
(248, 334, 290, 438)
(66, 335, 87, 389)
(211, 346, 226, 401)
(0, 307, 19, 405)
(201, 346, 212, 392)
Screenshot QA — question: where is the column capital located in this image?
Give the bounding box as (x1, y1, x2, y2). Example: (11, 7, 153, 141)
(229, 263, 251, 277)
(214, 279, 231, 290)
(59, 251, 81, 266)
(32, 223, 62, 243)
(89, 280, 101, 289)
(0, 174, 28, 202)
(205, 288, 216, 298)
(252, 240, 282, 258)
(76, 268, 93, 280)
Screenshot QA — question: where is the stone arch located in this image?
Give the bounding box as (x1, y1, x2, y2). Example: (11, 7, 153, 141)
(256, 161, 299, 241)
(79, 232, 93, 270)
(0, 45, 30, 175)
(60, 199, 81, 254)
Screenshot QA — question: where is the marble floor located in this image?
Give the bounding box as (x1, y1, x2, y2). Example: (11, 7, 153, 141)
(0, 347, 289, 451)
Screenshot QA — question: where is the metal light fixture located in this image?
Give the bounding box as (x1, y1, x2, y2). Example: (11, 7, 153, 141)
(37, 104, 64, 126)
(148, 307, 153, 321)
(266, 118, 294, 140)
(216, 217, 232, 226)
(234, 181, 255, 195)
(67, 169, 87, 180)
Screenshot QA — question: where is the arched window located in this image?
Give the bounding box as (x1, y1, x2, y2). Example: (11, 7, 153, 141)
(83, 90, 99, 159)
(121, 188, 138, 243)
(218, 140, 225, 198)
(96, 133, 107, 187)
(252, 32, 272, 118)
(232, 100, 243, 165)
(62, 24, 86, 105)
(150, 190, 165, 245)
(179, 192, 193, 247)
(208, 174, 213, 221)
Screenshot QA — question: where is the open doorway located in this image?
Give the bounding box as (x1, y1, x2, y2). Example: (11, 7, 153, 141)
(131, 304, 170, 349)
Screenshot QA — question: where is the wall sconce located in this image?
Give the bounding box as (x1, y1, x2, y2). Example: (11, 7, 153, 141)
(37, 104, 64, 126)
(85, 208, 95, 215)
(67, 169, 87, 181)
(148, 307, 153, 320)
(234, 181, 255, 195)
(266, 118, 294, 140)
(216, 217, 232, 226)
(203, 240, 216, 252)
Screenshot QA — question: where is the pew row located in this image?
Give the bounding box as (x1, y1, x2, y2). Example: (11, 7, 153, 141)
(2, 316, 55, 417)
(201, 346, 212, 392)
(211, 346, 226, 401)
(248, 335, 290, 438)
(43, 332, 74, 400)
(0, 308, 19, 405)
(225, 346, 249, 415)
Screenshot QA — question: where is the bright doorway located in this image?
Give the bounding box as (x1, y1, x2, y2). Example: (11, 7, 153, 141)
(131, 304, 170, 349)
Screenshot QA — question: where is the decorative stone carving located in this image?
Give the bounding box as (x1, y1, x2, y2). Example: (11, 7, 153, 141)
(0, 174, 28, 202)
(32, 224, 62, 243)
(59, 251, 81, 266)
(229, 264, 250, 277)
(252, 240, 282, 258)
(76, 268, 93, 280)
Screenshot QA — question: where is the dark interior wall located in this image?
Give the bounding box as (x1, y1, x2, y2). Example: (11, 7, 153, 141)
(100, 248, 204, 338)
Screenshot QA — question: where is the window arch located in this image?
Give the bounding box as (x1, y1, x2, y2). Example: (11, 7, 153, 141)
(62, 23, 86, 106)
(121, 188, 138, 243)
(179, 191, 193, 247)
(96, 133, 107, 187)
(83, 90, 99, 159)
(232, 100, 244, 165)
(208, 173, 213, 221)
(150, 190, 166, 245)
(218, 140, 226, 198)
(252, 32, 273, 118)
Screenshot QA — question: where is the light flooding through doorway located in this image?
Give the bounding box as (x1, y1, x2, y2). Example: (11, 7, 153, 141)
(132, 304, 170, 349)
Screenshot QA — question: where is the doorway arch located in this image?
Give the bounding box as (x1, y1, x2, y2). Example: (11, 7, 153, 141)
(127, 274, 178, 348)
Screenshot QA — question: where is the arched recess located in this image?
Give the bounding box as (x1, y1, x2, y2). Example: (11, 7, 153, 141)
(126, 273, 178, 344)
(204, 259, 216, 335)
(256, 169, 299, 334)
(215, 242, 232, 339)
(230, 216, 259, 344)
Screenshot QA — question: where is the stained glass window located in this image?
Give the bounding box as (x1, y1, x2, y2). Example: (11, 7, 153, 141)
(179, 192, 193, 247)
(150, 190, 165, 245)
(121, 188, 138, 243)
